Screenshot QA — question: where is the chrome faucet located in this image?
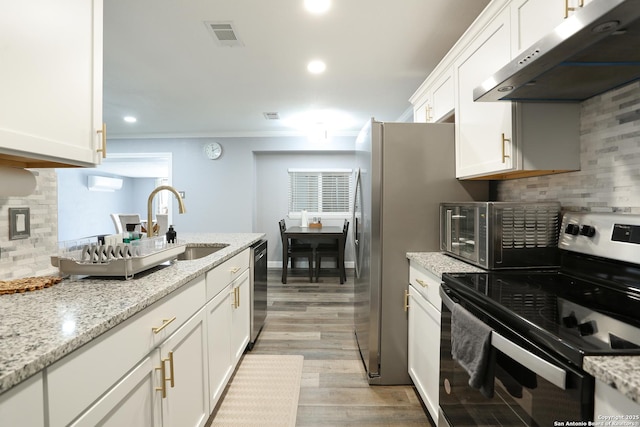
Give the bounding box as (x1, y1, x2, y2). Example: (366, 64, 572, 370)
(147, 185, 186, 237)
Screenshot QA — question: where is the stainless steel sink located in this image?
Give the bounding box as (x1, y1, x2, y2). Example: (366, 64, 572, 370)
(176, 244, 228, 260)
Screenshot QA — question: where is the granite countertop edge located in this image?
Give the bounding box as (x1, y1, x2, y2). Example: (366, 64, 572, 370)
(407, 251, 640, 405)
(0, 232, 265, 395)
(583, 356, 640, 404)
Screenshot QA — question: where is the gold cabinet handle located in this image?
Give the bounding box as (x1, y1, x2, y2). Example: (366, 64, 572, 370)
(235, 287, 240, 308)
(167, 351, 175, 388)
(231, 287, 238, 309)
(230, 267, 241, 274)
(155, 351, 175, 399)
(152, 316, 176, 334)
(416, 278, 428, 288)
(501, 133, 511, 163)
(404, 289, 410, 312)
(96, 123, 107, 158)
(564, 0, 583, 18)
(426, 105, 433, 122)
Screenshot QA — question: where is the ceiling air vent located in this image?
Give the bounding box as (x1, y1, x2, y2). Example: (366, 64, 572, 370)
(263, 112, 280, 120)
(204, 21, 244, 47)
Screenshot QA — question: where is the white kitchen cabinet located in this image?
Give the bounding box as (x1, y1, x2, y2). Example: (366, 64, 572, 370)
(70, 307, 209, 427)
(411, 66, 454, 124)
(407, 262, 443, 423)
(205, 284, 233, 410)
(230, 269, 251, 365)
(203, 250, 250, 411)
(0, 0, 104, 168)
(510, 0, 565, 55)
(594, 379, 640, 422)
(454, 6, 580, 180)
(159, 307, 209, 427)
(0, 373, 45, 427)
(430, 68, 455, 123)
(47, 275, 206, 427)
(70, 354, 161, 427)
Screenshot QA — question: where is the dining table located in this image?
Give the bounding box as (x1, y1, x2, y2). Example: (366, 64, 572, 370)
(282, 225, 346, 284)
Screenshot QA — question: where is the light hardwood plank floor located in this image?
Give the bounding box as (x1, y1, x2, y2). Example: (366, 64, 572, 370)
(247, 269, 434, 426)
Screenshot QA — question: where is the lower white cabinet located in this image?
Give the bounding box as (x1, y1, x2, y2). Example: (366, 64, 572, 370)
(70, 353, 161, 427)
(408, 261, 444, 423)
(0, 372, 45, 427)
(159, 307, 209, 427)
(408, 284, 441, 423)
(70, 307, 209, 427)
(231, 269, 251, 365)
(205, 284, 233, 410)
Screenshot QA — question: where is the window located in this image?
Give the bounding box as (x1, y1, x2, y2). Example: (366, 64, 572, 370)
(288, 169, 352, 217)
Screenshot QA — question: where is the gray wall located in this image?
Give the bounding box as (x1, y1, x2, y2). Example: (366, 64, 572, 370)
(56, 169, 156, 241)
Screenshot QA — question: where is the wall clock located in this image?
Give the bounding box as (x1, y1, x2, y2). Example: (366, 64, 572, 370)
(204, 142, 223, 160)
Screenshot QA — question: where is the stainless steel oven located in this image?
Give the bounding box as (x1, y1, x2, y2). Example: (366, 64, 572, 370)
(437, 212, 640, 427)
(439, 286, 593, 427)
(440, 202, 561, 269)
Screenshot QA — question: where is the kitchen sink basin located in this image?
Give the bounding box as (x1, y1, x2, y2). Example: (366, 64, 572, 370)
(176, 244, 228, 260)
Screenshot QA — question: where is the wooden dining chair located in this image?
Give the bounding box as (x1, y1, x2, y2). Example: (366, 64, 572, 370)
(314, 219, 349, 283)
(279, 219, 314, 283)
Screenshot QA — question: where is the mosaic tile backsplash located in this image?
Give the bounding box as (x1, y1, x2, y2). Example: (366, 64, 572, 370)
(496, 82, 640, 213)
(0, 169, 59, 280)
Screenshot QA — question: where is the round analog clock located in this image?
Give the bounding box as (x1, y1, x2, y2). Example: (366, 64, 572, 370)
(204, 142, 223, 160)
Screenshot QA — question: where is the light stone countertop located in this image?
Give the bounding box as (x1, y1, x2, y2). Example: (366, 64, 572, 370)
(0, 232, 265, 395)
(584, 356, 640, 404)
(406, 252, 640, 404)
(406, 251, 485, 278)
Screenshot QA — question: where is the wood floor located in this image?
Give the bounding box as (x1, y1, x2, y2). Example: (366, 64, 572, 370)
(247, 269, 434, 426)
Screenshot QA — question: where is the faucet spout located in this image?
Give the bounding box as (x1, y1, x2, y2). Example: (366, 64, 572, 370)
(147, 185, 186, 237)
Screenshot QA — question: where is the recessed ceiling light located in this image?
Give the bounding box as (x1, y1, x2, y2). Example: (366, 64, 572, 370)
(123, 116, 137, 123)
(307, 60, 326, 74)
(304, 0, 331, 14)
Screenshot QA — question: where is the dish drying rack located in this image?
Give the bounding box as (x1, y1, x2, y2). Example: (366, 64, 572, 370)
(51, 236, 186, 279)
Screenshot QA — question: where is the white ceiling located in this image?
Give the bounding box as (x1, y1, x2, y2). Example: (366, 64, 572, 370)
(103, 0, 491, 139)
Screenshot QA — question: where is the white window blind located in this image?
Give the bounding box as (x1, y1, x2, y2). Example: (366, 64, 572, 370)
(288, 169, 352, 215)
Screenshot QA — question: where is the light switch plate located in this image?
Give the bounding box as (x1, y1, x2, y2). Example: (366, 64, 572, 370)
(9, 207, 30, 240)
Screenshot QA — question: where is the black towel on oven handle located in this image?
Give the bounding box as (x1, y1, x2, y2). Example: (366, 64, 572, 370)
(451, 303, 495, 398)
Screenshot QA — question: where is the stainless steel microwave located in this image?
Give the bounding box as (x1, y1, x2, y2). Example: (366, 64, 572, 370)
(439, 202, 561, 269)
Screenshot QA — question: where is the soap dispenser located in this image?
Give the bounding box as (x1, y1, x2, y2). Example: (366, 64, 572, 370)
(166, 225, 177, 244)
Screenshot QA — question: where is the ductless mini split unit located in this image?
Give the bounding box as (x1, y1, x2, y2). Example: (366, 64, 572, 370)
(88, 175, 123, 192)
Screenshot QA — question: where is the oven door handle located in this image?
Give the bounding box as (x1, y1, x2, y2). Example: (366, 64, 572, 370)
(439, 288, 567, 390)
(491, 333, 567, 390)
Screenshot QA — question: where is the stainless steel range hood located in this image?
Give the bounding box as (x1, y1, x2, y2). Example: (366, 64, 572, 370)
(474, 0, 640, 102)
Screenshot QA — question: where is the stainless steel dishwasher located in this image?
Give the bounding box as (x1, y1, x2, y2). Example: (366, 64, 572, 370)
(249, 240, 267, 350)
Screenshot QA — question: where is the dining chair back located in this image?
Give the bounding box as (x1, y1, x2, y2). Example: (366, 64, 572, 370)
(279, 219, 314, 283)
(315, 219, 349, 282)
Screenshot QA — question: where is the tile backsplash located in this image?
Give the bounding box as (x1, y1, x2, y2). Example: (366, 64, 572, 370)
(0, 169, 58, 280)
(496, 81, 640, 213)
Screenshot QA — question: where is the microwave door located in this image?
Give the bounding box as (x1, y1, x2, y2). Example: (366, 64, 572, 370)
(445, 208, 461, 256)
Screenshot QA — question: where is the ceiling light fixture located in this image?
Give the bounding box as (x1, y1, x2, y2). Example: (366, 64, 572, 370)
(307, 60, 326, 74)
(123, 116, 137, 123)
(304, 0, 331, 14)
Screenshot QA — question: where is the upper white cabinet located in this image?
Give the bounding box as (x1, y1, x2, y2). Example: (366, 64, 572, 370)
(455, 8, 514, 179)
(510, 0, 565, 55)
(0, 0, 104, 168)
(511, 0, 591, 56)
(411, 65, 455, 124)
(412, 0, 582, 180)
(454, 2, 580, 179)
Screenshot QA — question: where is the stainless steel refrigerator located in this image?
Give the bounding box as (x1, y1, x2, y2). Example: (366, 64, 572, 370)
(352, 119, 488, 385)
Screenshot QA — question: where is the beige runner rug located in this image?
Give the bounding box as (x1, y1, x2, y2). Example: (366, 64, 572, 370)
(212, 354, 304, 426)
